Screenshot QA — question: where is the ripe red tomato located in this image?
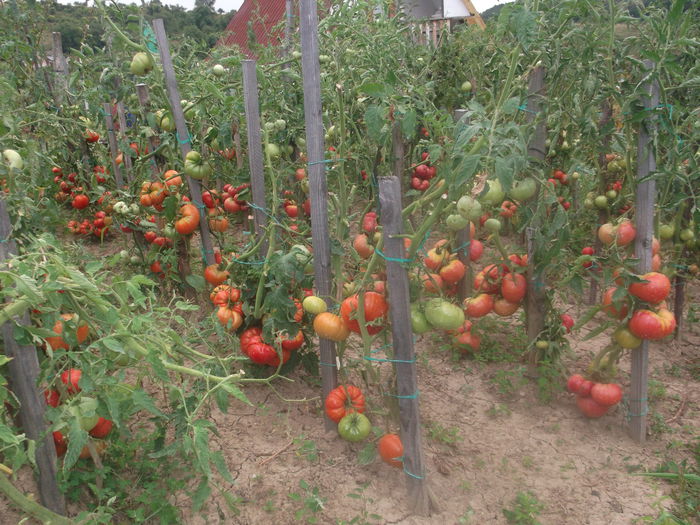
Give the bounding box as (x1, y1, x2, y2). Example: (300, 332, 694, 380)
(492, 297, 519, 317)
(576, 396, 609, 418)
(566, 374, 585, 394)
(204, 264, 229, 286)
(591, 383, 622, 407)
(53, 431, 67, 457)
(353, 234, 374, 259)
(340, 292, 388, 334)
(628, 272, 671, 304)
(72, 194, 89, 209)
(439, 259, 466, 285)
(500, 273, 526, 303)
(60, 368, 82, 394)
(576, 379, 594, 398)
(89, 417, 113, 438)
(601, 287, 629, 319)
(378, 434, 403, 468)
(454, 330, 481, 352)
(628, 308, 676, 340)
(174, 203, 200, 235)
(469, 239, 484, 262)
(325, 385, 365, 423)
(560, 314, 574, 332)
(44, 389, 60, 407)
(464, 293, 494, 318)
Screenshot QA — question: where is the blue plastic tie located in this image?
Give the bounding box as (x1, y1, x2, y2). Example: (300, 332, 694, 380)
(403, 467, 424, 479)
(319, 361, 337, 368)
(517, 103, 537, 115)
(308, 158, 345, 166)
(388, 390, 420, 400)
(177, 132, 192, 145)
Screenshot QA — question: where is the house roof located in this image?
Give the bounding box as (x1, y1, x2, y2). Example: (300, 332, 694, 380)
(218, 0, 287, 57)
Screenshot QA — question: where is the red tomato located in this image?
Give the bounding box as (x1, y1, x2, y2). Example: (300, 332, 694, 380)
(340, 292, 388, 335)
(464, 293, 494, 318)
(89, 417, 113, 438)
(576, 396, 609, 418)
(60, 368, 82, 394)
(566, 374, 585, 394)
(378, 434, 404, 468)
(325, 385, 365, 423)
(500, 273, 526, 303)
(590, 383, 622, 407)
(628, 272, 671, 304)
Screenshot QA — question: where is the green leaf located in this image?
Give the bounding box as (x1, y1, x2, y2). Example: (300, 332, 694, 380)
(364, 105, 387, 144)
(191, 477, 211, 513)
(193, 421, 212, 478)
(185, 274, 206, 292)
(220, 381, 252, 406)
(452, 155, 480, 191)
(357, 443, 376, 465)
(358, 82, 392, 98)
(131, 389, 165, 418)
(210, 450, 236, 484)
(84, 261, 103, 275)
(146, 352, 169, 383)
(163, 195, 178, 222)
(400, 109, 417, 140)
(63, 418, 88, 472)
(174, 301, 200, 311)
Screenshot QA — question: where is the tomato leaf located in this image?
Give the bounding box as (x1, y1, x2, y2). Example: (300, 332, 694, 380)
(131, 389, 165, 418)
(219, 381, 252, 406)
(63, 418, 88, 473)
(191, 477, 211, 513)
(185, 274, 206, 292)
(357, 443, 376, 466)
(358, 82, 391, 98)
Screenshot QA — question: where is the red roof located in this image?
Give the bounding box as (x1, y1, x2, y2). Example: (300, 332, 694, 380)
(218, 0, 287, 57)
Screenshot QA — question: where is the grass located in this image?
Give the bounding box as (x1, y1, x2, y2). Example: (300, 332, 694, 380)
(502, 491, 545, 524)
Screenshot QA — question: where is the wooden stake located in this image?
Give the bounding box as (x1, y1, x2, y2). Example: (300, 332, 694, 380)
(51, 33, 68, 105)
(115, 102, 133, 185)
(0, 199, 65, 515)
(241, 60, 269, 245)
(629, 60, 659, 443)
(135, 84, 161, 179)
(378, 176, 437, 516)
(453, 110, 472, 302)
(524, 66, 547, 366)
(299, 0, 338, 430)
(153, 18, 217, 268)
(102, 103, 125, 189)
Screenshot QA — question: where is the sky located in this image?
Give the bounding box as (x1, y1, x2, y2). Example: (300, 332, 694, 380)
(57, 0, 502, 15)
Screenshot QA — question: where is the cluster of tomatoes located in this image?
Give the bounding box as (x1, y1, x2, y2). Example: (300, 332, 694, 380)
(66, 210, 112, 238)
(546, 169, 572, 212)
(352, 211, 381, 260)
(465, 256, 528, 319)
(39, 315, 114, 458)
(567, 374, 623, 418)
(410, 152, 437, 192)
(324, 384, 404, 468)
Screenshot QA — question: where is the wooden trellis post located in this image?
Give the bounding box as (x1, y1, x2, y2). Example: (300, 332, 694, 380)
(453, 109, 473, 302)
(0, 198, 66, 516)
(102, 102, 125, 189)
(299, 0, 338, 430)
(241, 60, 269, 245)
(153, 18, 217, 268)
(135, 83, 161, 179)
(378, 175, 437, 516)
(115, 102, 134, 185)
(629, 61, 659, 443)
(524, 66, 547, 366)
(51, 33, 68, 105)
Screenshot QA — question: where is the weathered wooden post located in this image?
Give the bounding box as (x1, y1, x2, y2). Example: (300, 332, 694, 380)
(299, 0, 338, 430)
(379, 175, 437, 516)
(135, 83, 162, 179)
(629, 61, 658, 443)
(153, 18, 217, 268)
(241, 60, 269, 245)
(51, 33, 68, 105)
(453, 109, 473, 301)
(524, 66, 547, 366)
(102, 102, 125, 189)
(0, 198, 65, 516)
(115, 102, 134, 185)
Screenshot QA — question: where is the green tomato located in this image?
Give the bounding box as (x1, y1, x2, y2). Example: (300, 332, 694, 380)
(274, 119, 287, 131)
(265, 143, 281, 159)
(302, 296, 327, 315)
(613, 326, 641, 349)
(264, 121, 276, 132)
(212, 64, 226, 77)
(606, 190, 618, 200)
(2, 149, 23, 171)
(594, 195, 609, 209)
(481, 179, 505, 206)
(445, 213, 469, 232)
(424, 298, 465, 331)
(456, 195, 482, 221)
(184, 150, 212, 180)
(292, 50, 302, 59)
(410, 304, 431, 334)
(460, 80, 472, 92)
(337, 412, 371, 443)
(535, 340, 549, 350)
(679, 228, 695, 242)
(129, 52, 154, 76)
(509, 177, 537, 202)
(658, 224, 674, 241)
(484, 218, 502, 234)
